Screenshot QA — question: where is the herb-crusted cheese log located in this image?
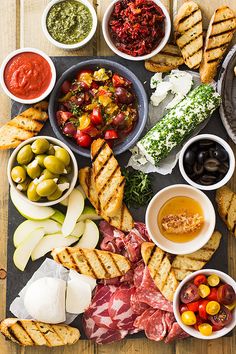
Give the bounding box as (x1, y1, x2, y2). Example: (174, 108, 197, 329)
(137, 84, 221, 166)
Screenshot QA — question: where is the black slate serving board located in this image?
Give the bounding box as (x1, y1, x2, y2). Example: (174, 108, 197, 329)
(6, 56, 229, 339)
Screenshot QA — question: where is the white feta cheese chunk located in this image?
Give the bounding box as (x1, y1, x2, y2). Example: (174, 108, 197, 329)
(150, 72, 163, 89)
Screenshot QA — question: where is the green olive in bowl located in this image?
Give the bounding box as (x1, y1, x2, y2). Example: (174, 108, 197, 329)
(31, 138, 50, 154)
(11, 166, 26, 183)
(17, 145, 34, 165)
(44, 155, 65, 174)
(36, 179, 58, 197)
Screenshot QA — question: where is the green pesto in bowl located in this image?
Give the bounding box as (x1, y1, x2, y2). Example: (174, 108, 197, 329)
(46, 0, 93, 45)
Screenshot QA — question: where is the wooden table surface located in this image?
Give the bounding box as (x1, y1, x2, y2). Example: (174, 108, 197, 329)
(0, 1, 236, 353)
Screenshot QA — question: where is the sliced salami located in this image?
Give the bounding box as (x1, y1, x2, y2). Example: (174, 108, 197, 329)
(83, 313, 128, 344)
(134, 287, 173, 312)
(164, 312, 176, 333)
(133, 308, 156, 330)
(108, 287, 137, 330)
(144, 309, 167, 341)
(133, 262, 145, 288)
(130, 291, 150, 315)
(164, 322, 189, 343)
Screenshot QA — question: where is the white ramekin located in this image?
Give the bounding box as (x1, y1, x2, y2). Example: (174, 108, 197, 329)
(179, 134, 235, 191)
(145, 184, 216, 255)
(0, 47, 56, 104)
(102, 0, 171, 61)
(173, 269, 236, 340)
(7, 136, 78, 207)
(41, 0, 97, 50)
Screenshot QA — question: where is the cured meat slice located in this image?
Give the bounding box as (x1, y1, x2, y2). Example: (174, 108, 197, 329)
(144, 309, 167, 341)
(140, 265, 157, 289)
(108, 287, 137, 330)
(130, 291, 149, 315)
(134, 308, 156, 330)
(164, 322, 189, 343)
(134, 222, 151, 241)
(164, 312, 176, 332)
(83, 313, 128, 344)
(85, 285, 118, 330)
(134, 286, 173, 312)
(122, 229, 146, 262)
(133, 262, 145, 288)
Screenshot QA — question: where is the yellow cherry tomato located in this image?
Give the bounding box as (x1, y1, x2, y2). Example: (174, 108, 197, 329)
(198, 323, 213, 336)
(206, 301, 220, 315)
(198, 284, 211, 298)
(207, 274, 220, 287)
(181, 311, 196, 326)
(79, 114, 91, 130)
(225, 300, 236, 311)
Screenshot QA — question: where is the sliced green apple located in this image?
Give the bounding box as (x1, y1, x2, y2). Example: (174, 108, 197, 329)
(13, 219, 61, 247)
(78, 206, 102, 221)
(62, 189, 84, 237)
(70, 221, 85, 238)
(75, 219, 99, 249)
(59, 185, 86, 207)
(76, 185, 86, 199)
(31, 233, 78, 261)
(13, 228, 45, 271)
(50, 209, 65, 224)
(59, 197, 68, 207)
(10, 187, 55, 220)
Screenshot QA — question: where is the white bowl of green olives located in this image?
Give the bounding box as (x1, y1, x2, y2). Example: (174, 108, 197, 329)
(7, 136, 78, 206)
(179, 134, 235, 191)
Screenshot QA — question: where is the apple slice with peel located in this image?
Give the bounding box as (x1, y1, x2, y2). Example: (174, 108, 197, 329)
(74, 219, 99, 249)
(78, 206, 102, 221)
(13, 228, 45, 271)
(50, 210, 65, 224)
(10, 187, 55, 220)
(62, 189, 84, 237)
(70, 221, 85, 238)
(60, 185, 86, 207)
(14, 219, 61, 247)
(31, 234, 78, 261)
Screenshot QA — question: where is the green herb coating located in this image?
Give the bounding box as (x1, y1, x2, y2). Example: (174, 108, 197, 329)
(137, 84, 221, 166)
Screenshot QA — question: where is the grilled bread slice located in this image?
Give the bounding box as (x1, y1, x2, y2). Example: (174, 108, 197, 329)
(172, 231, 222, 281)
(145, 44, 184, 72)
(51, 247, 131, 279)
(0, 318, 80, 346)
(174, 1, 203, 69)
(0, 101, 48, 149)
(200, 6, 236, 83)
(216, 186, 236, 236)
(91, 139, 125, 217)
(79, 167, 134, 232)
(141, 242, 179, 302)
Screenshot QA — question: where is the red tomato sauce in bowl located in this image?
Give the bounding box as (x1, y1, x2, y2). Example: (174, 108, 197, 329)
(4, 52, 52, 99)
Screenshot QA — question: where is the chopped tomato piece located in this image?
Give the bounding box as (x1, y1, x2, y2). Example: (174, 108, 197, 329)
(207, 288, 218, 301)
(104, 129, 118, 140)
(79, 114, 91, 131)
(187, 301, 200, 312)
(56, 111, 73, 126)
(194, 315, 204, 330)
(194, 274, 207, 287)
(76, 130, 92, 147)
(212, 324, 223, 331)
(91, 107, 103, 125)
(112, 73, 131, 88)
(198, 300, 209, 320)
(61, 80, 71, 94)
(77, 69, 93, 89)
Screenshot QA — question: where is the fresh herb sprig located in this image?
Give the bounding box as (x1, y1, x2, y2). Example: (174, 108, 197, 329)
(122, 168, 153, 208)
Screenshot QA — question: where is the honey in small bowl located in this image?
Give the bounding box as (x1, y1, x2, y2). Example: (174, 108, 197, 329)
(157, 196, 204, 243)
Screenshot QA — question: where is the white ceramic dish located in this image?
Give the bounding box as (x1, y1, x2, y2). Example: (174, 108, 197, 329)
(0, 48, 56, 104)
(179, 134, 235, 191)
(173, 269, 236, 339)
(102, 0, 171, 61)
(145, 184, 215, 255)
(7, 136, 78, 207)
(41, 0, 97, 50)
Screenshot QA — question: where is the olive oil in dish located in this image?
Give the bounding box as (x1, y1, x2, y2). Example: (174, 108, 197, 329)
(158, 196, 204, 243)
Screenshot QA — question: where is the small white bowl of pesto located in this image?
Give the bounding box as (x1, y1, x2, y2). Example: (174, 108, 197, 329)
(41, 0, 97, 50)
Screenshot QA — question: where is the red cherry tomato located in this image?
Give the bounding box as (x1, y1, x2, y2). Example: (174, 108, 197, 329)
(209, 305, 232, 327)
(104, 129, 118, 140)
(63, 122, 77, 137)
(112, 112, 125, 126)
(91, 107, 103, 125)
(212, 324, 223, 331)
(61, 80, 71, 94)
(76, 130, 92, 147)
(194, 274, 207, 287)
(198, 300, 209, 320)
(180, 283, 200, 304)
(187, 301, 200, 312)
(194, 315, 204, 330)
(217, 284, 236, 305)
(56, 111, 73, 126)
(112, 73, 131, 88)
(207, 288, 218, 301)
(179, 304, 188, 314)
(81, 124, 99, 137)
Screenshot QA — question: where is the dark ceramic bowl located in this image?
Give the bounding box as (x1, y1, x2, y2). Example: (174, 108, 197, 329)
(48, 59, 148, 157)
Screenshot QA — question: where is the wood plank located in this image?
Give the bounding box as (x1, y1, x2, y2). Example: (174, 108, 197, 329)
(0, 0, 19, 353)
(21, 0, 95, 55)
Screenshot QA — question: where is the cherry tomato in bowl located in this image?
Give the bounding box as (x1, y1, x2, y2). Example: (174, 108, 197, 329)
(180, 283, 200, 304)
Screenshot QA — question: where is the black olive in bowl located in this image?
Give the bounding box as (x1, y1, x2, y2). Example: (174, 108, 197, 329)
(179, 134, 235, 191)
